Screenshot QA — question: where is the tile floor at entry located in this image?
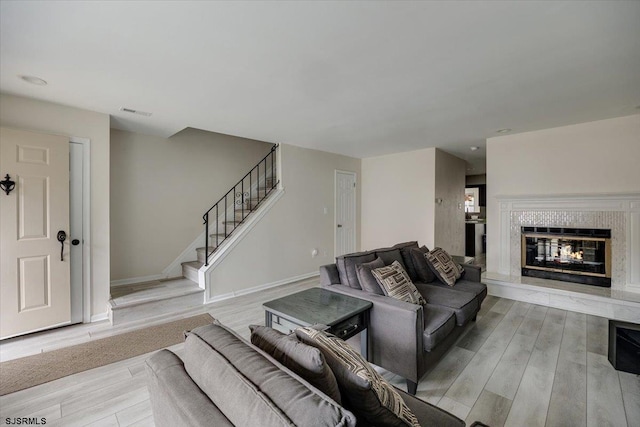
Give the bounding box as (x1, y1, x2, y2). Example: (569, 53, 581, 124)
(0, 278, 638, 427)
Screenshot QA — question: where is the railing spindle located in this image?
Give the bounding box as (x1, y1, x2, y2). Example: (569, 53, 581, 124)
(204, 212, 209, 266)
(201, 144, 278, 266)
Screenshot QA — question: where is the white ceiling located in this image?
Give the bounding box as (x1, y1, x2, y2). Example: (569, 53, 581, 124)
(1, 1, 639, 174)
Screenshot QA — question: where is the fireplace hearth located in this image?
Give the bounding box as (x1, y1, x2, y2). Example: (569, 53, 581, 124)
(521, 226, 611, 287)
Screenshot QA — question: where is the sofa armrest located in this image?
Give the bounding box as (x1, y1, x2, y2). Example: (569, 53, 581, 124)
(320, 264, 341, 286)
(462, 263, 482, 282)
(325, 284, 423, 383)
(398, 388, 465, 427)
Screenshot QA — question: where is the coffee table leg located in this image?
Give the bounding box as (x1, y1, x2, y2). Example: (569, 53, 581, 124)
(360, 328, 369, 360)
(360, 310, 370, 361)
(265, 311, 273, 327)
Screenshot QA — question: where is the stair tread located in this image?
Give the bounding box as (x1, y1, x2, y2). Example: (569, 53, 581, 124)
(182, 261, 204, 269)
(109, 278, 203, 309)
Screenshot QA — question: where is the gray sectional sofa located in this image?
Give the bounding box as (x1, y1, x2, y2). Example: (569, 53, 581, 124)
(146, 321, 471, 426)
(320, 241, 487, 395)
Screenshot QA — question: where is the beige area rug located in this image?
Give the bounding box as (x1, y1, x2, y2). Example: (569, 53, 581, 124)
(0, 313, 214, 396)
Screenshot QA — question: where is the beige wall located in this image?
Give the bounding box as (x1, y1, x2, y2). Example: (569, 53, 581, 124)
(110, 128, 274, 281)
(207, 144, 361, 296)
(486, 114, 640, 272)
(434, 149, 466, 255)
(0, 94, 110, 319)
(361, 148, 436, 249)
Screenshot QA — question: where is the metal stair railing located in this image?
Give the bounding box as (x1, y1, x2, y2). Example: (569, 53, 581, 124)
(202, 144, 279, 266)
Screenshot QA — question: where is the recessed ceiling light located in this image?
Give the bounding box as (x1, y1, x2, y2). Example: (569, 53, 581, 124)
(470, 146, 479, 151)
(496, 128, 512, 134)
(119, 107, 152, 117)
(19, 75, 47, 86)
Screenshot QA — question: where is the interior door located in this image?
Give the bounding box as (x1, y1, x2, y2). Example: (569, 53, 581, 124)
(335, 171, 356, 257)
(0, 127, 71, 339)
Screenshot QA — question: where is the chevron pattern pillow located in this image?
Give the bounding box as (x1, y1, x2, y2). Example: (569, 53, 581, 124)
(295, 327, 420, 427)
(371, 261, 426, 305)
(425, 247, 464, 286)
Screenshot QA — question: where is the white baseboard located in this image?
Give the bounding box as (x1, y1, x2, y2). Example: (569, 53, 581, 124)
(90, 312, 109, 323)
(206, 271, 319, 304)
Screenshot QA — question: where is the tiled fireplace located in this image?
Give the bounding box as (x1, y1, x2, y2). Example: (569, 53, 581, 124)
(495, 193, 640, 293)
(486, 193, 640, 323)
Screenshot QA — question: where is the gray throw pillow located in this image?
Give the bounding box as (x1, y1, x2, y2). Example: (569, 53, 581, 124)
(371, 261, 427, 305)
(295, 327, 420, 427)
(355, 257, 385, 295)
(425, 247, 464, 286)
(249, 325, 342, 403)
(410, 246, 436, 283)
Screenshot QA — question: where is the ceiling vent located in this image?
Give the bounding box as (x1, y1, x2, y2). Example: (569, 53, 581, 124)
(119, 107, 152, 117)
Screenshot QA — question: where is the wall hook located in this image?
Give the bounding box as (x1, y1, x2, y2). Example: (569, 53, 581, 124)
(0, 174, 15, 195)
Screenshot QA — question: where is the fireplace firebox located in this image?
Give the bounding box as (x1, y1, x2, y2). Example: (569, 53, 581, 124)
(521, 226, 611, 287)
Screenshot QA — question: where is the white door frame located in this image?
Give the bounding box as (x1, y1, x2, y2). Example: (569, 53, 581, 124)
(69, 137, 91, 323)
(334, 170, 357, 257)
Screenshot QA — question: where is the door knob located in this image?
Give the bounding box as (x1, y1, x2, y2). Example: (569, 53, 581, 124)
(337, 224, 343, 228)
(57, 231, 66, 261)
(72, 239, 80, 246)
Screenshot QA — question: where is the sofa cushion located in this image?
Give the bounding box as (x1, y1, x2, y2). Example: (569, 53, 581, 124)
(428, 279, 487, 305)
(425, 247, 464, 286)
(371, 261, 426, 305)
(355, 257, 385, 295)
(422, 305, 456, 352)
(414, 283, 478, 326)
(249, 325, 342, 404)
(375, 247, 406, 270)
(146, 349, 234, 427)
(395, 241, 420, 281)
(184, 322, 356, 427)
(410, 246, 435, 284)
(295, 327, 420, 427)
(336, 251, 377, 289)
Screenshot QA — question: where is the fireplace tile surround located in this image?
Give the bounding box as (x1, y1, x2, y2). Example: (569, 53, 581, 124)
(511, 211, 624, 286)
(487, 193, 640, 322)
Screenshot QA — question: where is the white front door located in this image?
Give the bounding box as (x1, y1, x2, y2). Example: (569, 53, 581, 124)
(335, 170, 357, 257)
(0, 127, 71, 339)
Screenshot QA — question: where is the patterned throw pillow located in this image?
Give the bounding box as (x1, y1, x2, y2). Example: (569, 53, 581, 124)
(371, 261, 427, 305)
(425, 247, 464, 286)
(295, 327, 421, 427)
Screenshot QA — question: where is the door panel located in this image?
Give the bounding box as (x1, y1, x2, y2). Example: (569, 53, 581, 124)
(1, 127, 70, 339)
(335, 171, 356, 257)
(19, 255, 50, 310)
(18, 175, 49, 239)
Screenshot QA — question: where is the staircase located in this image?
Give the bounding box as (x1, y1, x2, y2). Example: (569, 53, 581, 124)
(181, 176, 277, 282)
(108, 145, 279, 325)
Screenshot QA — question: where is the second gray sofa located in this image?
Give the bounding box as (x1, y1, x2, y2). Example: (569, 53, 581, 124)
(320, 241, 487, 395)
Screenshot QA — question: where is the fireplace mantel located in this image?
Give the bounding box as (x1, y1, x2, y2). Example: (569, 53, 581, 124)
(494, 192, 640, 293)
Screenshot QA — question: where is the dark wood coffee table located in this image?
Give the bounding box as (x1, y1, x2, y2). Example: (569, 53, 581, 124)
(263, 287, 372, 359)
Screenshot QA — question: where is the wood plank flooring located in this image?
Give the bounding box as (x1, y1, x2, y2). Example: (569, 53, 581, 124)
(1, 278, 638, 427)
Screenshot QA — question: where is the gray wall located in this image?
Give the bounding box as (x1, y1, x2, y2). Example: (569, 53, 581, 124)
(110, 128, 273, 281)
(207, 144, 361, 297)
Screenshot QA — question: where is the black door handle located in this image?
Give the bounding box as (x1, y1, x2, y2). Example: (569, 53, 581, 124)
(57, 231, 66, 261)
(72, 239, 80, 246)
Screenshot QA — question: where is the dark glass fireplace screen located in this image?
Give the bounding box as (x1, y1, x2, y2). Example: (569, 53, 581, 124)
(521, 227, 611, 287)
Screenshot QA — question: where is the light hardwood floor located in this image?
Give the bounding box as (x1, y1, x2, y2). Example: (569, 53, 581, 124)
(1, 278, 638, 427)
